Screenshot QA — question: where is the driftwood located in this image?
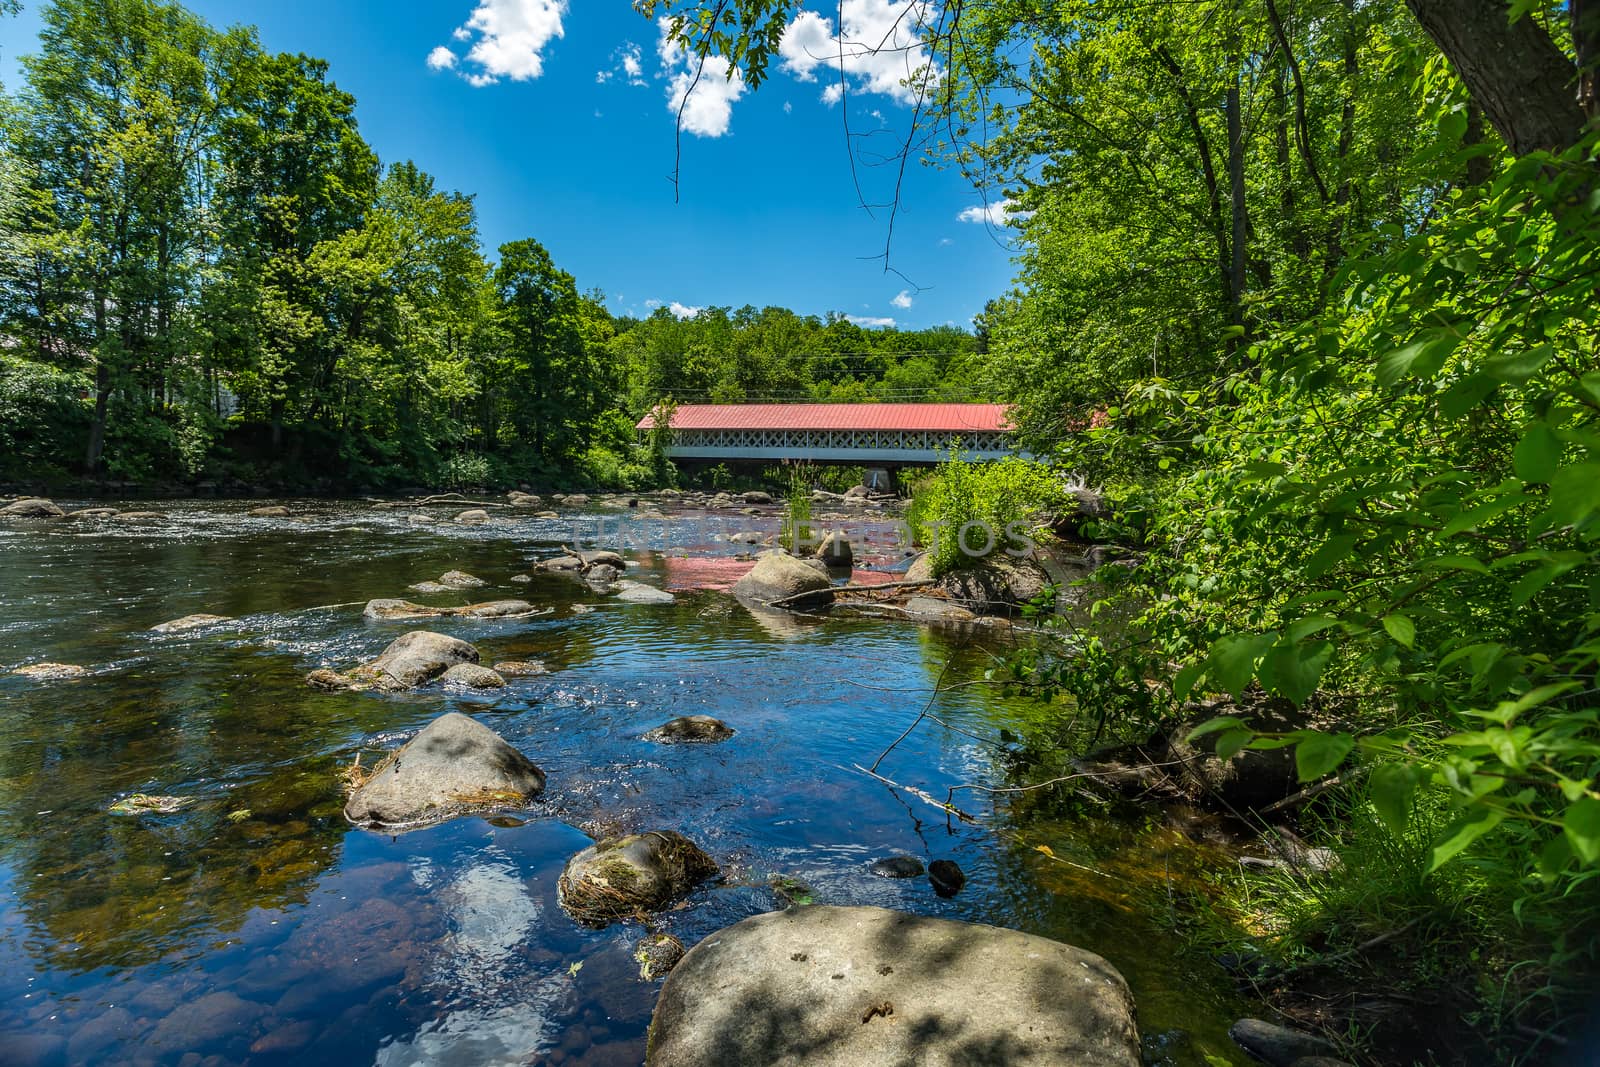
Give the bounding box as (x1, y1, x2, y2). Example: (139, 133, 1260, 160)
(766, 578, 935, 609)
(378, 493, 512, 509)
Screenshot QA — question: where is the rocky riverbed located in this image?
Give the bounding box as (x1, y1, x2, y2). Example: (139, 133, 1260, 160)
(0, 493, 1317, 1066)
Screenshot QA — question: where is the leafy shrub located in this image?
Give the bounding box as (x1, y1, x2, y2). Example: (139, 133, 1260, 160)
(440, 451, 492, 491)
(912, 453, 1070, 576)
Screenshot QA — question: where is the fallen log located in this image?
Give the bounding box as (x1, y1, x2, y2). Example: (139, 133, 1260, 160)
(766, 578, 934, 609)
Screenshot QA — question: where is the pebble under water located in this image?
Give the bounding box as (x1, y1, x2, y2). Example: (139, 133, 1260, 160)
(0, 500, 1250, 1066)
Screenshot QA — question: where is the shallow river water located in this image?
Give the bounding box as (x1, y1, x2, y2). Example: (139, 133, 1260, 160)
(0, 500, 1249, 1066)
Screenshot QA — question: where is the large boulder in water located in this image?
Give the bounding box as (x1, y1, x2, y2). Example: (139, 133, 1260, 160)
(0, 498, 65, 518)
(343, 712, 544, 828)
(936, 554, 1051, 615)
(730, 551, 834, 609)
(646, 905, 1141, 1067)
(815, 530, 853, 569)
(558, 831, 718, 926)
(350, 630, 479, 691)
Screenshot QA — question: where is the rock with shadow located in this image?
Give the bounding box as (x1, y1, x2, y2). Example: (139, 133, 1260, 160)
(317, 629, 481, 692)
(646, 905, 1141, 1066)
(558, 830, 718, 927)
(0, 497, 65, 518)
(343, 711, 545, 829)
(731, 551, 835, 610)
(936, 555, 1051, 616)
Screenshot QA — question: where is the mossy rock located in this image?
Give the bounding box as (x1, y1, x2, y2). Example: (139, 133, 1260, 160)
(558, 830, 718, 927)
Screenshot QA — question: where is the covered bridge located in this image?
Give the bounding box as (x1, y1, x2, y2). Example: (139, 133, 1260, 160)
(635, 403, 1019, 468)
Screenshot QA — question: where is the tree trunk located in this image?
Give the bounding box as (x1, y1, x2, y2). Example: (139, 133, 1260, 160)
(1406, 0, 1587, 156)
(85, 363, 110, 475)
(1227, 60, 1249, 334)
(1575, 0, 1600, 120)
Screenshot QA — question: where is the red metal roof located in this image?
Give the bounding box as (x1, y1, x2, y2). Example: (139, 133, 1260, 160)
(636, 403, 1013, 433)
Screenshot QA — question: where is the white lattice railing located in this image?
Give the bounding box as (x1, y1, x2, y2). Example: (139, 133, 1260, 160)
(661, 427, 1015, 459)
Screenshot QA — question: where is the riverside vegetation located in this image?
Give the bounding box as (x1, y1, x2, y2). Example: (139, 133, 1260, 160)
(3, 0, 1600, 1062)
(642, 0, 1600, 1058)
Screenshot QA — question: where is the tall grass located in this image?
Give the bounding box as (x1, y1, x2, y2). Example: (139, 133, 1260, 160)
(780, 464, 815, 554)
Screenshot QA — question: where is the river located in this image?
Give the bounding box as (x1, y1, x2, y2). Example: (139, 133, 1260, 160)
(0, 499, 1248, 1066)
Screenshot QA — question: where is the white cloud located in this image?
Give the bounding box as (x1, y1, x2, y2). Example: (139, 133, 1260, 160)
(427, 46, 459, 71)
(783, 101, 793, 114)
(848, 314, 896, 328)
(891, 289, 913, 309)
(644, 298, 663, 309)
(622, 45, 644, 84)
(439, 0, 567, 87)
(938, 236, 953, 246)
(779, 1, 940, 107)
(598, 42, 646, 86)
(669, 301, 703, 319)
(657, 19, 747, 138)
(957, 198, 1020, 225)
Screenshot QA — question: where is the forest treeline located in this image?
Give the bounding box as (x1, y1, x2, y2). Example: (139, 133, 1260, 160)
(0, 0, 983, 490)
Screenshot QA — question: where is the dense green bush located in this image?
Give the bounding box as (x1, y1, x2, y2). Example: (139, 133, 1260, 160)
(911, 454, 1070, 575)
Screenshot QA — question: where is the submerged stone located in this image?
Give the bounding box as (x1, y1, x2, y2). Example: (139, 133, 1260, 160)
(643, 715, 734, 743)
(151, 613, 235, 634)
(635, 933, 687, 981)
(12, 662, 89, 680)
(645, 906, 1141, 1067)
(868, 856, 924, 879)
(617, 581, 676, 604)
(440, 663, 506, 689)
(1228, 1019, 1340, 1066)
(928, 859, 966, 897)
(492, 660, 549, 677)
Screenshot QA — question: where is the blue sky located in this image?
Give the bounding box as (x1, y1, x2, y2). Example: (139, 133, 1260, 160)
(0, 0, 1021, 330)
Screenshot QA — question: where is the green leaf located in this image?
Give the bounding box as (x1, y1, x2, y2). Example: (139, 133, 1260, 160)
(1294, 731, 1354, 782)
(1377, 330, 1464, 387)
(1542, 463, 1600, 530)
(1214, 728, 1254, 762)
(1438, 373, 1497, 418)
(1484, 344, 1552, 385)
(1382, 614, 1416, 649)
(1186, 715, 1248, 741)
(1305, 534, 1360, 578)
(1430, 807, 1507, 870)
(1562, 797, 1600, 865)
(1369, 763, 1417, 835)
(1440, 492, 1530, 536)
(1207, 633, 1276, 697)
(1172, 660, 1206, 701)
(1513, 422, 1562, 484)
(1511, 562, 1577, 606)
(1259, 640, 1335, 706)
(1418, 554, 1490, 575)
